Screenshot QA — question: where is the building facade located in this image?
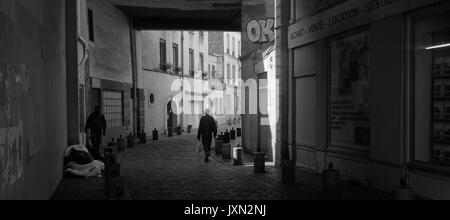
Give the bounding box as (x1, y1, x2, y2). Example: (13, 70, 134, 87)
(138, 30, 210, 134)
(0, 0, 66, 200)
(286, 0, 450, 199)
(240, 0, 277, 161)
(83, 0, 134, 146)
(208, 32, 243, 127)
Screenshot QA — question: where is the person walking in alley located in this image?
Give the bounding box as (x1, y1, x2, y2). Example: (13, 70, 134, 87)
(197, 109, 217, 162)
(85, 106, 107, 161)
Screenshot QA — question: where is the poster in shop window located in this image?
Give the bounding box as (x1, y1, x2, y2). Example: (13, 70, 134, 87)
(329, 31, 370, 148)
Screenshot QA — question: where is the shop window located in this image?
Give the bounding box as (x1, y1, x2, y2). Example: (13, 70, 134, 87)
(329, 30, 370, 149)
(413, 9, 450, 165)
(102, 90, 123, 128)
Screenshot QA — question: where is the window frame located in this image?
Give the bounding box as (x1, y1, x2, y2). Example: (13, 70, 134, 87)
(189, 49, 195, 77)
(409, 3, 450, 168)
(232, 65, 236, 80)
(227, 34, 230, 54)
(160, 39, 167, 71)
(102, 90, 124, 128)
(238, 40, 241, 57)
(200, 52, 205, 73)
(88, 9, 95, 42)
(173, 43, 179, 70)
(232, 37, 236, 57)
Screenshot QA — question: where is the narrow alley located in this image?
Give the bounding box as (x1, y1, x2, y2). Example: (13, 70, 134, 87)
(119, 134, 390, 200)
(4, 0, 450, 203)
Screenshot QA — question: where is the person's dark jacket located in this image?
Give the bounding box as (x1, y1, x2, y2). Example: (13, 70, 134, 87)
(85, 112, 107, 137)
(197, 114, 217, 146)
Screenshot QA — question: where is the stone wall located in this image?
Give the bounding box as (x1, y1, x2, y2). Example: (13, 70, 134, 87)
(0, 0, 67, 199)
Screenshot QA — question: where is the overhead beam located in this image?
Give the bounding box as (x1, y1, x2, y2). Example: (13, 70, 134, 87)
(92, 0, 242, 10)
(116, 5, 241, 31)
(132, 17, 241, 31)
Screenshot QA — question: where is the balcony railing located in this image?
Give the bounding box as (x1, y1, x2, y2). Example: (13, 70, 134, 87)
(174, 67, 182, 75)
(160, 63, 173, 72)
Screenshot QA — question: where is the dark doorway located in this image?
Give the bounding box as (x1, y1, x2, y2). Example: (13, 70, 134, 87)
(167, 101, 178, 132)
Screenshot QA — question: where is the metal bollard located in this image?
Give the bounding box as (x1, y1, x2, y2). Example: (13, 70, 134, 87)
(233, 145, 244, 166)
(215, 138, 223, 155)
(393, 178, 415, 200)
(323, 163, 340, 200)
(112, 177, 126, 200)
(117, 135, 125, 152)
(230, 128, 236, 140)
(108, 138, 116, 153)
(106, 165, 123, 199)
(254, 152, 266, 174)
(177, 126, 182, 136)
(140, 130, 147, 144)
(127, 133, 135, 149)
(104, 152, 116, 198)
(281, 160, 296, 184)
(153, 128, 159, 141)
(224, 130, 231, 144)
(104, 147, 114, 156)
(104, 153, 115, 179)
(237, 128, 242, 137)
(222, 143, 231, 160)
(108, 138, 115, 147)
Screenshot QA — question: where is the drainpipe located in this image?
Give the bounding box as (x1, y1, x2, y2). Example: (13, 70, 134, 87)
(130, 18, 138, 135)
(181, 31, 185, 129)
(66, 0, 80, 145)
(78, 36, 89, 66)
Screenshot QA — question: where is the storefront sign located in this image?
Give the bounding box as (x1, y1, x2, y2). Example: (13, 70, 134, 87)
(247, 18, 275, 44)
(288, 0, 439, 48)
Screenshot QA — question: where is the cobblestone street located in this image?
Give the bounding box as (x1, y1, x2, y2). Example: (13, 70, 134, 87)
(120, 133, 392, 200)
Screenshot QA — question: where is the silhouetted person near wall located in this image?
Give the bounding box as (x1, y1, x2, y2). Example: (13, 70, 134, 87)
(85, 106, 107, 161)
(198, 109, 217, 162)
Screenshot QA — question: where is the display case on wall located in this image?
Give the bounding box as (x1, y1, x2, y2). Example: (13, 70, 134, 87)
(431, 48, 450, 165)
(413, 4, 450, 165)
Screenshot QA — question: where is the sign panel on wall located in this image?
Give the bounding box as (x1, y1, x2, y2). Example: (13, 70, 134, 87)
(329, 31, 370, 148)
(288, 0, 440, 48)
